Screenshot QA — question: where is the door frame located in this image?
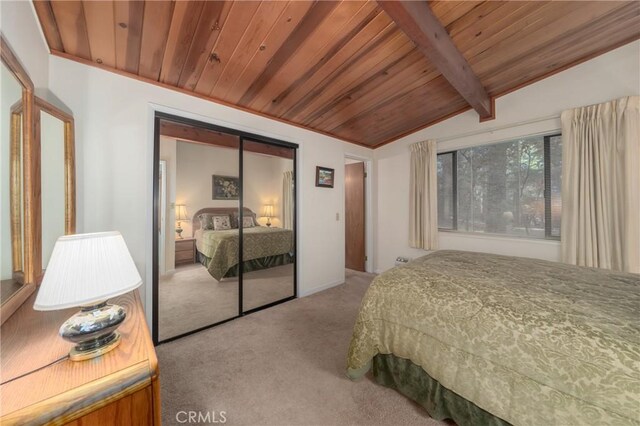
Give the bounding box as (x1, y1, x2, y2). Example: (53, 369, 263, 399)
(158, 160, 167, 275)
(344, 154, 373, 273)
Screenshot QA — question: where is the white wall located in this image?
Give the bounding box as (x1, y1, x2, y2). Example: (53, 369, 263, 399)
(47, 54, 374, 327)
(0, 1, 49, 94)
(374, 40, 640, 273)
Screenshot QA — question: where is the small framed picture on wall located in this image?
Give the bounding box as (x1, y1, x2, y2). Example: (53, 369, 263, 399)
(315, 166, 335, 188)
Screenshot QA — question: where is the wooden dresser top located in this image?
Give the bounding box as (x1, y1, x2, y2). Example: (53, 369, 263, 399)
(0, 290, 158, 424)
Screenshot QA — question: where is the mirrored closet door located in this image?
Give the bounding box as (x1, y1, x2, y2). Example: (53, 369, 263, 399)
(241, 140, 295, 313)
(153, 113, 297, 343)
(153, 114, 297, 344)
(156, 118, 241, 342)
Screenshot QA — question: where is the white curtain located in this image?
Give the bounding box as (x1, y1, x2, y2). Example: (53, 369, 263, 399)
(282, 171, 294, 230)
(409, 140, 438, 250)
(561, 96, 639, 273)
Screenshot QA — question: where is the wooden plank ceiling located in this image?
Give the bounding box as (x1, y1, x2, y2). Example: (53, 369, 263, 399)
(33, 1, 640, 148)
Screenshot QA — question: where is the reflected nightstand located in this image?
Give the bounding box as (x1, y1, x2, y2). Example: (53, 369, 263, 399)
(175, 238, 196, 266)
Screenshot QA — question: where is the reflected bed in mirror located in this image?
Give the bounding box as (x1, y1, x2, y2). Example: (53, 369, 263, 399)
(0, 35, 35, 324)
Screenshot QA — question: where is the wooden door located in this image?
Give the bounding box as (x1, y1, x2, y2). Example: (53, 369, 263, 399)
(345, 162, 365, 271)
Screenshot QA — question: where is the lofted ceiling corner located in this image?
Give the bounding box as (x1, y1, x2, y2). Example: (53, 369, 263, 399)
(32, 0, 640, 148)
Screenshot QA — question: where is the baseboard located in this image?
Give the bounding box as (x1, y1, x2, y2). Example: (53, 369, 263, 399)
(299, 279, 344, 297)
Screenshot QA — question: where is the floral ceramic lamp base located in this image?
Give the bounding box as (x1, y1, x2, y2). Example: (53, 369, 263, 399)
(60, 302, 126, 361)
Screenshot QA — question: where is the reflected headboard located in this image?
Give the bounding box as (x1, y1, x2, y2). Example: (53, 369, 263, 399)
(192, 207, 257, 236)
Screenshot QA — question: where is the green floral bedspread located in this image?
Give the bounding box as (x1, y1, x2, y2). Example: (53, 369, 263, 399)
(347, 250, 640, 425)
(196, 227, 293, 280)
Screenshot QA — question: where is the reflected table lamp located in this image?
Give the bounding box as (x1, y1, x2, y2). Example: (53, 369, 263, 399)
(262, 204, 274, 227)
(175, 204, 189, 239)
(33, 231, 142, 361)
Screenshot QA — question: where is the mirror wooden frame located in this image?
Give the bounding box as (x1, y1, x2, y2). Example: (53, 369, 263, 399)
(1, 35, 38, 324)
(10, 101, 24, 283)
(34, 96, 76, 282)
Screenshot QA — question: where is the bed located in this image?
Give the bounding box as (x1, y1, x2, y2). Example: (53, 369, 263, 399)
(192, 207, 294, 281)
(347, 250, 639, 426)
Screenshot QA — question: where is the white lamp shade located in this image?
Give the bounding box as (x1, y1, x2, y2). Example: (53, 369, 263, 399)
(34, 231, 142, 310)
(262, 205, 274, 217)
(175, 204, 189, 221)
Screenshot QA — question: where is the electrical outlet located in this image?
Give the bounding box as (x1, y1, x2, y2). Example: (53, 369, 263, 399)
(395, 257, 410, 266)
(336, 212, 340, 221)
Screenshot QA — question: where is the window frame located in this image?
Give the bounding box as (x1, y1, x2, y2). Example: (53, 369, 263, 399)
(437, 150, 458, 231)
(437, 132, 561, 241)
(543, 134, 561, 240)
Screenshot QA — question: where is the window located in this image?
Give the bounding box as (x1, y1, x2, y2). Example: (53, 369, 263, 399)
(437, 133, 561, 239)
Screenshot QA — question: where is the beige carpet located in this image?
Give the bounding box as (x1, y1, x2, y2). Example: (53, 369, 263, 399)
(159, 263, 294, 341)
(157, 269, 445, 425)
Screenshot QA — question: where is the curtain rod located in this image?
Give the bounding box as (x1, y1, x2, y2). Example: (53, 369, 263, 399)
(436, 114, 560, 143)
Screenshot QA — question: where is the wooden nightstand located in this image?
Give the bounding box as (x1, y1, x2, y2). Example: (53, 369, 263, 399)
(175, 238, 196, 266)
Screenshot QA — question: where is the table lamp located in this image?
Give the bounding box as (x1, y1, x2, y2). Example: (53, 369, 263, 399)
(175, 204, 189, 239)
(33, 231, 142, 361)
(262, 204, 274, 227)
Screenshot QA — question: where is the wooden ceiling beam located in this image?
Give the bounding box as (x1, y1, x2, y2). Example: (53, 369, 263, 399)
(159, 121, 294, 160)
(377, 0, 494, 121)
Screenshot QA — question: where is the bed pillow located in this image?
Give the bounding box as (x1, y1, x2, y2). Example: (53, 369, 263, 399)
(229, 213, 239, 229)
(230, 211, 257, 228)
(198, 213, 215, 230)
(212, 215, 231, 230)
(242, 216, 255, 228)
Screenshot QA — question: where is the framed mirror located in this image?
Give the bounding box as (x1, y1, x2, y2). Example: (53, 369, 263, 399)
(1, 35, 36, 324)
(35, 97, 75, 277)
